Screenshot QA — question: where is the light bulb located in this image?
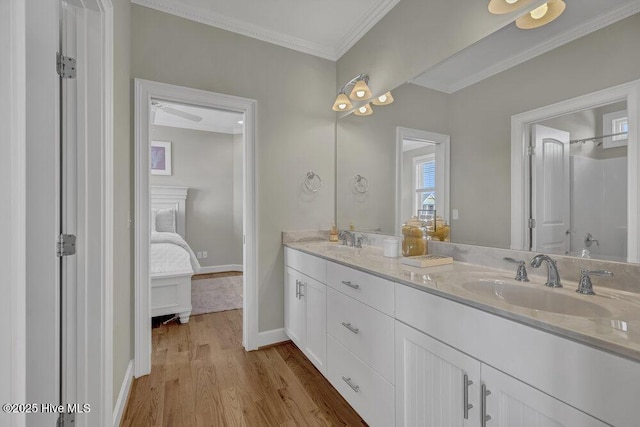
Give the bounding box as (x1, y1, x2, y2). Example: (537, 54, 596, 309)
(359, 106, 367, 113)
(356, 90, 365, 98)
(505, 0, 518, 3)
(338, 103, 347, 110)
(237, 120, 243, 124)
(378, 94, 387, 103)
(530, 3, 548, 19)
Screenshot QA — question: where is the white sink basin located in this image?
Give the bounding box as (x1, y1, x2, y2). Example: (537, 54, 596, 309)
(462, 279, 613, 318)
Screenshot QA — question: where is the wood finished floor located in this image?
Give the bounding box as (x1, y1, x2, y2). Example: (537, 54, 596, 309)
(121, 309, 367, 426)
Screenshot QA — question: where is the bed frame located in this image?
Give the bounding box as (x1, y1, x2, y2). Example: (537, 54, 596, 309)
(150, 185, 193, 323)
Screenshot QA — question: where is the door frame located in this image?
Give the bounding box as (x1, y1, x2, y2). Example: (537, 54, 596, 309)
(1, 0, 27, 425)
(4, 0, 114, 426)
(134, 79, 259, 377)
(510, 79, 640, 262)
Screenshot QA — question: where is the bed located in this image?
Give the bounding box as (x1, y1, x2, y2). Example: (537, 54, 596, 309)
(150, 185, 200, 323)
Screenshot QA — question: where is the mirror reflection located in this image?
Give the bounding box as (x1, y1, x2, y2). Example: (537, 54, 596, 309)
(336, 11, 640, 263)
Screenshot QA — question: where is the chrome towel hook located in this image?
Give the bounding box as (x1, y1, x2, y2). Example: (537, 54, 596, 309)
(304, 171, 322, 193)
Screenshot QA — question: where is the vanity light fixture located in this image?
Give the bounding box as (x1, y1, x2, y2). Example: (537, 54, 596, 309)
(353, 103, 373, 116)
(372, 91, 394, 106)
(488, 0, 535, 15)
(332, 73, 393, 116)
(515, 0, 566, 29)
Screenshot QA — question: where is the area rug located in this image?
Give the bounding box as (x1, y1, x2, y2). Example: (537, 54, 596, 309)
(191, 275, 243, 316)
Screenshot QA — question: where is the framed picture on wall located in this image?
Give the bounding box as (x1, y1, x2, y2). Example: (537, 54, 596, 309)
(151, 141, 172, 175)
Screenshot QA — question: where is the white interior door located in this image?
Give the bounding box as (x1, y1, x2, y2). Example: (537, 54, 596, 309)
(531, 124, 571, 255)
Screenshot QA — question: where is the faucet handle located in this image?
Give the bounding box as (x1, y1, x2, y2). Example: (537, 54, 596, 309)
(577, 269, 613, 295)
(503, 257, 529, 282)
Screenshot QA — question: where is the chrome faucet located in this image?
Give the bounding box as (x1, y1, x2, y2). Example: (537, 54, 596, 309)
(530, 254, 562, 288)
(339, 230, 356, 247)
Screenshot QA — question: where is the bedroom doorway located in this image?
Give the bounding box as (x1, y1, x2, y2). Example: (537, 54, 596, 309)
(134, 80, 258, 377)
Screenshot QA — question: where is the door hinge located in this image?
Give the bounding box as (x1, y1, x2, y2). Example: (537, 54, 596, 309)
(57, 234, 77, 257)
(57, 413, 75, 427)
(527, 146, 536, 156)
(528, 218, 536, 229)
(57, 52, 77, 79)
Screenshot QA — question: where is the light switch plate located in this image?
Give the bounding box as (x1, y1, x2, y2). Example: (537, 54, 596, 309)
(453, 209, 459, 220)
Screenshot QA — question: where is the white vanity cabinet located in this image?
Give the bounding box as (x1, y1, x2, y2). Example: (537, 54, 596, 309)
(325, 261, 395, 427)
(284, 249, 327, 374)
(395, 284, 619, 427)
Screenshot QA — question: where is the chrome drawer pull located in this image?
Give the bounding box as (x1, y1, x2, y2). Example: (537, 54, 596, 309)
(295, 279, 300, 298)
(341, 280, 360, 290)
(341, 322, 360, 334)
(342, 376, 360, 392)
(481, 384, 492, 426)
(463, 374, 473, 419)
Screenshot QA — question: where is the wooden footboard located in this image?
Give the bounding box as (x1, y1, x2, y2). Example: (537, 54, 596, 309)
(151, 271, 193, 323)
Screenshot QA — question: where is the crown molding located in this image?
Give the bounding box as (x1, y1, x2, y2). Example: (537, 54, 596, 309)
(334, 0, 401, 59)
(445, 1, 640, 93)
(132, 0, 337, 60)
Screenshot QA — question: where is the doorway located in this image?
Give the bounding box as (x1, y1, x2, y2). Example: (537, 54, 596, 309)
(134, 80, 258, 377)
(510, 79, 640, 263)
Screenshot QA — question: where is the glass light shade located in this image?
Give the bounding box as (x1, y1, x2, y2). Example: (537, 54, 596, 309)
(516, 0, 565, 29)
(332, 93, 353, 111)
(488, 0, 534, 14)
(349, 79, 373, 101)
(372, 91, 394, 106)
(353, 103, 373, 116)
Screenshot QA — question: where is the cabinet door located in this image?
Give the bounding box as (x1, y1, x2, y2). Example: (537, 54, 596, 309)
(396, 321, 481, 427)
(301, 275, 326, 374)
(482, 364, 607, 427)
(284, 267, 305, 348)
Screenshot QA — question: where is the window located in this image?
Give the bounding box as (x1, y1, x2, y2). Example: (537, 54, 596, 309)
(603, 109, 628, 149)
(414, 154, 436, 215)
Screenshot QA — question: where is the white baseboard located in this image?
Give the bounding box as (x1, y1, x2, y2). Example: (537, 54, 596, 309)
(113, 359, 134, 427)
(197, 264, 243, 274)
(256, 328, 289, 348)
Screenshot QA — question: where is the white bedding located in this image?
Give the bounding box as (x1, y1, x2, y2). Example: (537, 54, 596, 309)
(150, 232, 201, 276)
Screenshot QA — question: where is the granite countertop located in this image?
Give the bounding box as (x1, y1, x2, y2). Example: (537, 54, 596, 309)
(285, 241, 640, 363)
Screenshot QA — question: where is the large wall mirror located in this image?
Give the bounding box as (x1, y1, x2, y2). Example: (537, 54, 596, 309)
(336, 7, 640, 263)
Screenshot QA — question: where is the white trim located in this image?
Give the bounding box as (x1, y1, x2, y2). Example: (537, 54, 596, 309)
(256, 328, 289, 348)
(112, 360, 134, 427)
(510, 79, 640, 263)
(196, 265, 244, 274)
(135, 79, 258, 377)
(395, 127, 450, 235)
(417, 1, 640, 94)
(131, 0, 399, 61)
(2, 0, 26, 425)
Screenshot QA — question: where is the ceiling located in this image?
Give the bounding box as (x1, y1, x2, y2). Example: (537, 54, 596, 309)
(412, 0, 640, 94)
(152, 101, 244, 134)
(131, 0, 401, 60)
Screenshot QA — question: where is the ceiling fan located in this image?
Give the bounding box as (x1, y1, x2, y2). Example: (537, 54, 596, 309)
(151, 100, 202, 122)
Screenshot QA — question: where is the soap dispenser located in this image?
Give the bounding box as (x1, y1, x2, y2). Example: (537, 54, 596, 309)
(329, 225, 339, 242)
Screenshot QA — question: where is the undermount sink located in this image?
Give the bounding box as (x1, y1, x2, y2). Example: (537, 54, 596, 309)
(462, 279, 613, 318)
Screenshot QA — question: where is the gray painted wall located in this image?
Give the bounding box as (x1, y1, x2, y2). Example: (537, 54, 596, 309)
(132, 5, 336, 332)
(112, 0, 132, 407)
(150, 125, 242, 267)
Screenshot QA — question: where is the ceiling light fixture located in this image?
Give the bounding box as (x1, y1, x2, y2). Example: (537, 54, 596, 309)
(488, 0, 534, 15)
(332, 73, 393, 116)
(515, 0, 565, 29)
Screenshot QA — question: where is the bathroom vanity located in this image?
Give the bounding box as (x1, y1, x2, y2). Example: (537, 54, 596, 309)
(284, 241, 640, 427)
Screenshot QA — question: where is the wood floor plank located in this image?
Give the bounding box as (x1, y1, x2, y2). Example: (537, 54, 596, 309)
(121, 309, 367, 427)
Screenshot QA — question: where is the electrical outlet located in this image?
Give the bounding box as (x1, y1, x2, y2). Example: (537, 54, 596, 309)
(452, 209, 459, 220)
(202, 251, 208, 259)
(196, 251, 202, 258)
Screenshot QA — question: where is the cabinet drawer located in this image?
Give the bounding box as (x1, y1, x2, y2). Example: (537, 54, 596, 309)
(285, 247, 326, 283)
(327, 288, 394, 384)
(326, 261, 394, 315)
(327, 336, 394, 427)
